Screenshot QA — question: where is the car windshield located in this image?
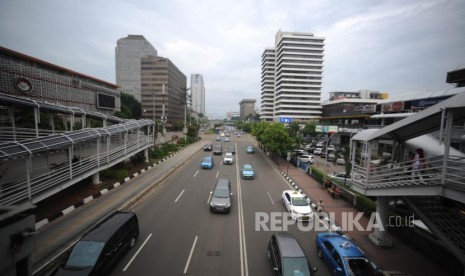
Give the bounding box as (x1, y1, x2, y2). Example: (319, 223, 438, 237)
(292, 197, 308, 206)
(64, 241, 104, 269)
(203, 158, 211, 163)
(243, 165, 253, 170)
(213, 188, 229, 198)
(282, 257, 311, 276)
(345, 257, 377, 276)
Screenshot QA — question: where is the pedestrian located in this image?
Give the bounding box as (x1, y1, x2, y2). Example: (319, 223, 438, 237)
(317, 199, 324, 213)
(412, 148, 424, 180)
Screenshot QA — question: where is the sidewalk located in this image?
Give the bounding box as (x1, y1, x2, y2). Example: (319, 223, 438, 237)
(272, 156, 449, 276)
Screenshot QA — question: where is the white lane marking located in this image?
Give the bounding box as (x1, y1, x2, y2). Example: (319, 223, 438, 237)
(183, 235, 198, 274)
(193, 170, 199, 177)
(123, 233, 152, 272)
(267, 192, 275, 205)
(175, 189, 185, 203)
(235, 152, 249, 276)
(216, 171, 219, 178)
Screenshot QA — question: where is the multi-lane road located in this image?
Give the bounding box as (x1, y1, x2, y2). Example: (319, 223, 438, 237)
(107, 134, 332, 276)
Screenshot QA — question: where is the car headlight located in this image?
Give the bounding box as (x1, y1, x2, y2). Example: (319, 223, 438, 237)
(210, 201, 215, 207)
(292, 209, 298, 214)
(226, 203, 231, 208)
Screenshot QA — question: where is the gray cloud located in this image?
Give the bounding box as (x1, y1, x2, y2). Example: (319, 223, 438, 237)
(1, 0, 464, 119)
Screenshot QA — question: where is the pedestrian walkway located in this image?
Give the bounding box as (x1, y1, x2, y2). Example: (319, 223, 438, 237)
(272, 155, 450, 276)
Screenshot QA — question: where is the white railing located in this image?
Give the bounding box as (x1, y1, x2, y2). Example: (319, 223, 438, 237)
(0, 133, 153, 205)
(352, 155, 465, 190)
(0, 126, 65, 142)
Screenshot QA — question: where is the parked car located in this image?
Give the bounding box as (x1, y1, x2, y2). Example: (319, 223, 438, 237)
(307, 145, 316, 153)
(54, 211, 139, 276)
(224, 137, 230, 142)
(298, 154, 314, 164)
(204, 143, 212, 151)
(314, 148, 322, 155)
(281, 190, 313, 221)
(216, 136, 221, 141)
(201, 156, 214, 169)
(336, 158, 346, 165)
(209, 179, 232, 213)
(268, 233, 317, 276)
(327, 145, 336, 152)
(327, 153, 336, 162)
(330, 171, 351, 185)
(320, 148, 327, 158)
(241, 163, 255, 180)
(223, 152, 234, 165)
(246, 146, 255, 154)
(293, 149, 306, 156)
(316, 232, 380, 276)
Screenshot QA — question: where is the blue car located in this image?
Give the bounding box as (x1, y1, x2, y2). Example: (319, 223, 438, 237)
(246, 146, 254, 154)
(201, 156, 214, 169)
(315, 232, 379, 276)
(241, 163, 255, 179)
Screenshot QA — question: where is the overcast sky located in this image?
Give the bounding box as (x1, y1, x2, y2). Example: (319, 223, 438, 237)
(1, 0, 464, 119)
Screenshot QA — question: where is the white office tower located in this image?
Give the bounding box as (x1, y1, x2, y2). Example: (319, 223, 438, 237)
(260, 48, 275, 121)
(115, 35, 158, 102)
(265, 31, 325, 122)
(190, 74, 205, 116)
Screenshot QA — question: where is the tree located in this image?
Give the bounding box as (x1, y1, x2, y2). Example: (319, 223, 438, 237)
(301, 122, 316, 136)
(260, 123, 295, 163)
(114, 93, 141, 119)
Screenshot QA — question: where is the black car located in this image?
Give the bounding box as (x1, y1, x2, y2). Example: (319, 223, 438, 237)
(227, 145, 236, 154)
(54, 211, 139, 275)
(267, 233, 316, 275)
(204, 143, 212, 151)
(213, 144, 222, 155)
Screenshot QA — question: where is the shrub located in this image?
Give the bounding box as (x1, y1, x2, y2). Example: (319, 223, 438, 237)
(131, 152, 145, 165)
(355, 195, 377, 217)
(310, 166, 325, 184)
(101, 168, 128, 180)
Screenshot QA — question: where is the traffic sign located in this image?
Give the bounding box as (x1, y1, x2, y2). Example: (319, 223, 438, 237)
(279, 117, 292, 123)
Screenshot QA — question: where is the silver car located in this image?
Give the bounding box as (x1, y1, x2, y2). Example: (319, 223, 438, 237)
(209, 179, 232, 213)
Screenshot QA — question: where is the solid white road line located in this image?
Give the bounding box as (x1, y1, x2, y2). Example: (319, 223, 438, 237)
(235, 153, 249, 276)
(123, 233, 152, 272)
(193, 170, 199, 177)
(267, 192, 275, 205)
(183, 235, 198, 274)
(175, 189, 185, 203)
(216, 171, 219, 178)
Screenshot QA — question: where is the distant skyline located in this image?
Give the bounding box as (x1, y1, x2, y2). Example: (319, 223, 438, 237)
(1, 0, 464, 119)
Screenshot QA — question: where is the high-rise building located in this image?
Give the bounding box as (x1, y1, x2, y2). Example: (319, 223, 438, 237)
(115, 35, 158, 102)
(190, 74, 205, 116)
(260, 31, 325, 122)
(140, 56, 186, 122)
(239, 99, 256, 120)
(260, 48, 275, 121)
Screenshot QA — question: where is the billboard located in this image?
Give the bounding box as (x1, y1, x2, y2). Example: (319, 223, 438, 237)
(316, 125, 338, 133)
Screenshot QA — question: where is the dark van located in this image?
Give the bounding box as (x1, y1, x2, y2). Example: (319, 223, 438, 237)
(267, 232, 317, 276)
(54, 211, 139, 276)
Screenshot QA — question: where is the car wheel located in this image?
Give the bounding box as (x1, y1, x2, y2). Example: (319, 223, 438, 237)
(129, 236, 136, 248)
(317, 247, 322, 259)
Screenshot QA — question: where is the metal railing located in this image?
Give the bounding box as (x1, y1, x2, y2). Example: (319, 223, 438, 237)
(351, 155, 465, 190)
(0, 126, 66, 143)
(0, 134, 152, 205)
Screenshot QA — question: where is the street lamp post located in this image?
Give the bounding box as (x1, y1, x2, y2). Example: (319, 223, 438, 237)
(323, 131, 337, 186)
(183, 87, 190, 143)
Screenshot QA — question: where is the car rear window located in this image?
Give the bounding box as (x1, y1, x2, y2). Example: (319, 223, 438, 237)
(282, 257, 311, 276)
(65, 241, 104, 268)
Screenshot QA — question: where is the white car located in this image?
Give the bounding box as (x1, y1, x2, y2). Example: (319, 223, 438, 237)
(314, 148, 322, 155)
(336, 158, 346, 165)
(281, 190, 313, 221)
(298, 155, 314, 164)
(223, 152, 233, 165)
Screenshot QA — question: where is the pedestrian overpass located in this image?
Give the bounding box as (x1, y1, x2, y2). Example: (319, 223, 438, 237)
(0, 119, 154, 206)
(349, 91, 465, 267)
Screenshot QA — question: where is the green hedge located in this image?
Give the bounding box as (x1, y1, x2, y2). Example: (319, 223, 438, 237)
(310, 166, 325, 184)
(101, 168, 128, 180)
(355, 195, 377, 216)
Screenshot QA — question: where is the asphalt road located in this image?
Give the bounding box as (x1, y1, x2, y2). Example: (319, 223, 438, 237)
(107, 134, 332, 276)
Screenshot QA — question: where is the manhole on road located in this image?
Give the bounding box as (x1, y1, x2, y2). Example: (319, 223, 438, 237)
(207, 250, 221, 256)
